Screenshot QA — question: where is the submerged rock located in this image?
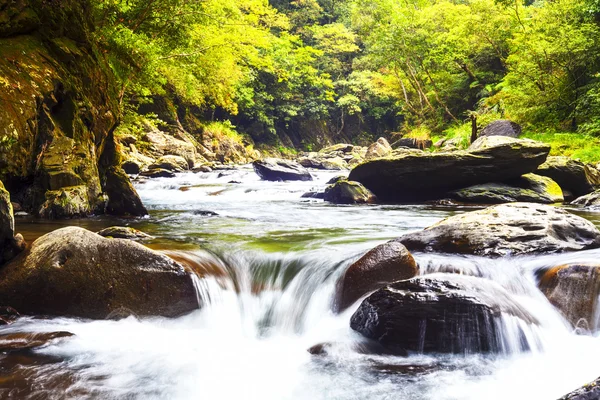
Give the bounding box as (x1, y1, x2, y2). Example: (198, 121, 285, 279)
(571, 190, 600, 207)
(0, 227, 199, 319)
(253, 159, 313, 181)
(397, 203, 600, 257)
(478, 120, 522, 138)
(97, 226, 153, 240)
(349, 136, 550, 202)
(335, 241, 418, 312)
(350, 274, 537, 355)
(536, 156, 600, 197)
(323, 180, 377, 204)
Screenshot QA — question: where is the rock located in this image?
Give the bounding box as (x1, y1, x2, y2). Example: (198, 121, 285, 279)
(298, 156, 348, 170)
(319, 144, 355, 154)
(192, 165, 213, 173)
(144, 129, 203, 168)
(104, 167, 148, 216)
(350, 274, 537, 355)
(0, 331, 74, 352)
(538, 263, 600, 330)
(97, 226, 153, 240)
(148, 155, 189, 172)
(301, 191, 324, 199)
(121, 160, 141, 175)
(478, 120, 522, 138)
(365, 137, 392, 160)
(536, 156, 600, 197)
(118, 134, 138, 146)
(0, 227, 199, 319)
(391, 138, 433, 150)
(37, 185, 97, 219)
(253, 159, 313, 181)
(451, 174, 564, 204)
(323, 180, 377, 204)
(327, 176, 346, 185)
(397, 203, 600, 257)
(349, 137, 550, 202)
(335, 241, 418, 312)
(559, 376, 600, 399)
(0, 306, 20, 325)
(140, 168, 177, 179)
(0, 181, 25, 266)
(571, 190, 600, 207)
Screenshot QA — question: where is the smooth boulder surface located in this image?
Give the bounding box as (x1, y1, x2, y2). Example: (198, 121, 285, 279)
(323, 181, 377, 204)
(572, 190, 600, 207)
(335, 241, 418, 312)
(478, 120, 522, 138)
(0, 227, 199, 319)
(536, 156, 600, 197)
(350, 274, 536, 355)
(253, 159, 313, 181)
(349, 136, 550, 202)
(538, 264, 600, 330)
(397, 203, 600, 257)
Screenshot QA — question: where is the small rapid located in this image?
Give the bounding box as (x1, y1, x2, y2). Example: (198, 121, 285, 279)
(6, 167, 600, 399)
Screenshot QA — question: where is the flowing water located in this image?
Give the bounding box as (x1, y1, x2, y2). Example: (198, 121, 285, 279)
(6, 166, 600, 399)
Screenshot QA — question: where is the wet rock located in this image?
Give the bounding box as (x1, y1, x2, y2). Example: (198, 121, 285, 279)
(397, 203, 600, 257)
(478, 120, 522, 138)
(192, 165, 213, 173)
(37, 185, 96, 218)
(538, 263, 600, 330)
(0, 306, 20, 325)
(0, 227, 198, 319)
(97, 226, 153, 240)
(335, 241, 418, 312)
(149, 155, 189, 172)
(192, 210, 219, 217)
(365, 137, 392, 160)
(571, 190, 600, 207)
(253, 159, 313, 181)
(301, 191, 324, 199)
(0, 181, 25, 266)
(0, 332, 74, 352)
(298, 156, 348, 170)
(559, 376, 600, 399)
(536, 156, 600, 197)
(327, 176, 346, 185)
(391, 138, 433, 150)
(121, 160, 141, 175)
(323, 180, 377, 205)
(140, 168, 177, 179)
(104, 167, 148, 216)
(349, 137, 550, 202)
(350, 274, 537, 355)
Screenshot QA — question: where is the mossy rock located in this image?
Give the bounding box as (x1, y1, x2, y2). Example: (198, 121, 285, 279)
(323, 180, 377, 204)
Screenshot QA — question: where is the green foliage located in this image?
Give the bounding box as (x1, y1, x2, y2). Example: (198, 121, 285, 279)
(522, 131, 600, 163)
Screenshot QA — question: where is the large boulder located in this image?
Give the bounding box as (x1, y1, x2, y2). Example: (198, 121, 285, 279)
(148, 155, 189, 172)
(323, 181, 377, 204)
(538, 263, 600, 330)
(0, 227, 199, 319)
(348, 136, 550, 202)
(397, 203, 600, 257)
(365, 137, 392, 160)
(451, 174, 564, 204)
(559, 377, 600, 399)
(0, 181, 25, 266)
(297, 155, 348, 170)
(571, 190, 600, 207)
(253, 159, 313, 181)
(334, 241, 418, 312)
(536, 156, 600, 197)
(103, 167, 148, 216)
(350, 274, 537, 355)
(478, 120, 522, 138)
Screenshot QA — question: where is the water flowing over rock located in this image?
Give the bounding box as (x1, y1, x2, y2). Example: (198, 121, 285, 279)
(323, 180, 377, 204)
(0, 227, 199, 319)
(536, 157, 600, 197)
(559, 377, 600, 399)
(334, 241, 418, 312)
(348, 136, 550, 202)
(253, 159, 313, 181)
(350, 274, 538, 355)
(397, 203, 600, 257)
(478, 120, 522, 138)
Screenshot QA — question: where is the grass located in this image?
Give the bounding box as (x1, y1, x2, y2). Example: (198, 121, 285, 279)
(522, 131, 600, 164)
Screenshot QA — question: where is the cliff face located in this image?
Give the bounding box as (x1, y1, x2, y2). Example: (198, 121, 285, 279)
(0, 0, 145, 217)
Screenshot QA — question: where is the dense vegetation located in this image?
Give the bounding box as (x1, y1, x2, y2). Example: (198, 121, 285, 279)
(92, 0, 600, 159)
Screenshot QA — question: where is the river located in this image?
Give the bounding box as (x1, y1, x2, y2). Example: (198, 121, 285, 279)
(5, 166, 600, 399)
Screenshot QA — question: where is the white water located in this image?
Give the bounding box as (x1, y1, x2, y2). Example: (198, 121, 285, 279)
(7, 167, 600, 399)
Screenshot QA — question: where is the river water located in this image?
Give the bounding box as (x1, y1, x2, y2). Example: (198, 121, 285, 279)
(5, 166, 600, 399)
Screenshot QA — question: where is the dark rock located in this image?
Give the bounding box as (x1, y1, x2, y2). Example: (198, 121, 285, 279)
(297, 156, 347, 170)
(327, 176, 346, 185)
(397, 203, 600, 257)
(0, 227, 199, 319)
(536, 157, 600, 197)
(104, 167, 148, 216)
(253, 159, 313, 181)
(121, 160, 141, 175)
(0, 331, 74, 352)
(335, 241, 418, 312)
(350, 274, 537, 355)
(323, 181, 377, 204)
(391, 138, 433, 150)
(97, 226, 153, 240)
(559, 376, 600, 399)
(571, 190, 600, 207)
(301, 191, 325, 199)
(140, 168, 176, 179)
(478, 120, 522, 138)
(0, 181, 25, 266)
(193, 210, 219, 216)
(349, 136, 550, 202)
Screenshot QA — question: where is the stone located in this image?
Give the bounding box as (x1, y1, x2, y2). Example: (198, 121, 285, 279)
(350, 274, 537, 355)
(559, 377, 600, 399)
(148, 155, 189, 172)
(349, 136, 550, 202)
(319, 143, 355, 154)
(391, 138, 433, 150)
(96, 226, 153, 240)
(103, 167, 148, 217)
(0, 181, 25, 266)
(571, 190, 600, 207)
(37, 185, 95, 219)
(397, 203, 600, 257)
(365, 137, 392, 160)
(0, 332, 74, 352)
(478, 120, 522, 138)
(140, 168, 177, 178)
(0, 227, 199, 319)
(253, 159, 313, 181)
(121, 160, 141, 175)
(323, 180, 377, 204)
(536, 156, 600, 197)
(334, 241, 418, 312)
